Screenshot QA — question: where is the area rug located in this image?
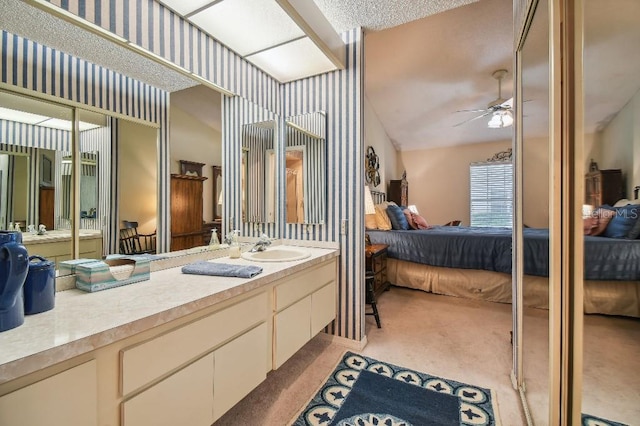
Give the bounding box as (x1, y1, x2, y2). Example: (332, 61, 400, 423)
(292, 351, 501, 425)
(582, 413, 628, 426)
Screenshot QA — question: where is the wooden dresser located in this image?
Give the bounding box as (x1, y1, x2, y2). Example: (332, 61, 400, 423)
(171, 174, 207, 251)
(585, 169, 623, 207)
(388, 172, 408, 206)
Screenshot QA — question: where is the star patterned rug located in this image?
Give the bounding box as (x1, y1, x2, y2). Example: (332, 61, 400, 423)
(291, 351, 501, 425)
(581, 413, 628, 426)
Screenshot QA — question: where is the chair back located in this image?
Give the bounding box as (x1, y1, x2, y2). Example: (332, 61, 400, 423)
(119, 221, 156, 255)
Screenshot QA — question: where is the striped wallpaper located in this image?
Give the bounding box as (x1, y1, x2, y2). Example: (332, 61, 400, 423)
(277, 28, 365, 340)
(242, 122, 274, 224)
(0, 30, 170, 252)
(3, 2, 367, 342)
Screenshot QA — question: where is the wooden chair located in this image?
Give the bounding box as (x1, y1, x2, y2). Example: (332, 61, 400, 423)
(119, 221, 156, 255)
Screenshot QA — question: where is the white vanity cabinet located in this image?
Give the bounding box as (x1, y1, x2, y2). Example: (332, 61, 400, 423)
(273, 260, 337, 369)
(0, 360, 97, 426)
(121, 292, 269, 425)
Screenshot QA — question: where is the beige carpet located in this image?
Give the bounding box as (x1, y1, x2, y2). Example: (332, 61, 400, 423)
(215, 286, 640, 425)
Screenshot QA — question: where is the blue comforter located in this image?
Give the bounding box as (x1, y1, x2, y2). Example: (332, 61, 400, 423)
(367, 226, 640, 281)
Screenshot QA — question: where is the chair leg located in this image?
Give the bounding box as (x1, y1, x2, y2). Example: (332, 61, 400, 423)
(365, 275, 381, 328)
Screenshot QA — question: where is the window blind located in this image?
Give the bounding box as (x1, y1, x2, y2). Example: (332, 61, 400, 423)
(470, 162, 513, 227)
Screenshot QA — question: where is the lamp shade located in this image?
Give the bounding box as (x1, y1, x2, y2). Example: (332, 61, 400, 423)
(364, 185, 376, 215)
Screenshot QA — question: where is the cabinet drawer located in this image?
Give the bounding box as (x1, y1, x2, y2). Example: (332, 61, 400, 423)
(0, 360, 97, 426)
(274, 261, 335, 311)
(311, 282, 336, 336)
(274, 295, 312, 369)
(122, 354, 214, 426)
(372, 255, 384, 271)
(121, 292, 267, 396)
(213, 323, 268, 421)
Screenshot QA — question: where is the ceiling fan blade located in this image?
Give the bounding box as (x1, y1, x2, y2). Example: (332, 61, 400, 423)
(453, 111, 493, 127)
(455, 108, 488, 113)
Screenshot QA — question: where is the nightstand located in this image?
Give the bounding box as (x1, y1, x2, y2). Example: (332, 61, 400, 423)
(365, 244, 390, 299)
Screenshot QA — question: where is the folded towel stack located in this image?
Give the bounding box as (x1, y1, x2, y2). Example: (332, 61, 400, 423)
(181, 261, 263, 278)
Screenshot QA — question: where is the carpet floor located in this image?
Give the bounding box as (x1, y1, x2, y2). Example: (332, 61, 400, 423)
(214, 286, 640, 425)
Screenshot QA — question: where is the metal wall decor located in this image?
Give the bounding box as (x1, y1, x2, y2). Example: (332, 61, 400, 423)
(487, 148, 513, 162)
(365, 146, 381, 187)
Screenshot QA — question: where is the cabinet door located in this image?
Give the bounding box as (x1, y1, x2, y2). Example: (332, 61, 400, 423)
(213, 323, 268, 421)
(122, 354, 214, 426)
(0, 360, 97, 426)
(274, 295, 312, 369)
(311, 282, 336, 336)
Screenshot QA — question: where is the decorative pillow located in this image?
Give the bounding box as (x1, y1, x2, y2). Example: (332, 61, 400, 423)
(583, 217, 598, 235)
(386, 204, 410, 230)
(411, 212, 431, 230)
(588, 206, 615, 236)
(374, 204, 392, 230)
(365, 214, 378, 230)
(403, 209, 417, 229)
(628, 215, 640, 239)
(602, 204, 640, 238)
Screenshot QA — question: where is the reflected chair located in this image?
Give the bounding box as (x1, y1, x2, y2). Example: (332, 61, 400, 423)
(119, 221, 156, 255)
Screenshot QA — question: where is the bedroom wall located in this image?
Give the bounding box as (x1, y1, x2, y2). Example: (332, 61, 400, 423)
(599, 90, 640, 198)
(364, 96, 398, 191)
(169, 105, 222, 223)
(399, 138, 550, 228)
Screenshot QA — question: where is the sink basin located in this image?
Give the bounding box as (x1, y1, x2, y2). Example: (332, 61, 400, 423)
(241, 247, 310, 262)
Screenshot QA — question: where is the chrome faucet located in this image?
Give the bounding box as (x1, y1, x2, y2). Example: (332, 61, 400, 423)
(250, 234, 272, 252)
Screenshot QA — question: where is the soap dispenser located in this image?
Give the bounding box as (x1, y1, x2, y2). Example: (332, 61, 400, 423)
(208, 228, 220, 249)
(229, 230, 241, 258)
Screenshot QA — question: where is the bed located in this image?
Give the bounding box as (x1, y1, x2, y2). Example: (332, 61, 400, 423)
(367, 226, 640, 317)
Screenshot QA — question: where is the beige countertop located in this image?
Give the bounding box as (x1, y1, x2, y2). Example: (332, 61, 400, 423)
(0, 244, 338, 384)
(21, 229, 103, 244)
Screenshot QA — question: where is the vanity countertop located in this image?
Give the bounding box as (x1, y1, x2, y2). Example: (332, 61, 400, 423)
(0, 244, 338, 384)
(21, 229, 102, 244)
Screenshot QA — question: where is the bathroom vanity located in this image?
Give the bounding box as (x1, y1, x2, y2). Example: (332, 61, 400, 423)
(0, 245, 338, 426)
(21, 229, 103, 269)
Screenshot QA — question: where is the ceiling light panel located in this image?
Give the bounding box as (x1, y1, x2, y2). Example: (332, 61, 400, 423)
(246, 37, 337, 82)
(158, 0, 216, 17)
(0, 107, 49, 125)
(189, 0, 305, 56)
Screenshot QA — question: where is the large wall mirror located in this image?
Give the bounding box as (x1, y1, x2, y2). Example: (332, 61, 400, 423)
(518, 0, 550, 422)
(580, 1, 640, 423)
(285, 111, 327, 224)
(241, 119, 277, 224)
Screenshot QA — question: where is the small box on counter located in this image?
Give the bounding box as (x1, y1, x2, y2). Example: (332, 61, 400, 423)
(74, 256, 151, 293)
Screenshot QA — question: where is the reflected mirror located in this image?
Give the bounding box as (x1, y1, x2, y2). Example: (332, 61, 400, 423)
(520, 0, 550, 422)
(581, 1, 640, 423)
(241, 120, 277, 224)
(284, 111, 326, 224)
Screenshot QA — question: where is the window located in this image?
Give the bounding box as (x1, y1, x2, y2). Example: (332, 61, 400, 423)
(470, 162, 513, 227)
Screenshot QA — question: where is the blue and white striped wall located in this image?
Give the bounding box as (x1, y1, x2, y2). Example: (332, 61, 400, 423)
(278, 29, 365, 340)
(0, 30, 169, 252)
(3, 2, 367, 342)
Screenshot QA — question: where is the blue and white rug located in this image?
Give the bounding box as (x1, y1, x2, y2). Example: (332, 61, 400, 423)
(582, 413, 628, 426)
(292, 351, 501, 426)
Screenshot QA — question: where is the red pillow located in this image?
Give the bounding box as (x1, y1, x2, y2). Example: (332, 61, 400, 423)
(583, 217, 598, 235)
(411, 212, 431, 230)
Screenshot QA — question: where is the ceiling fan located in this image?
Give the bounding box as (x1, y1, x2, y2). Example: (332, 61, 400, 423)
(454, 69, 513, 129)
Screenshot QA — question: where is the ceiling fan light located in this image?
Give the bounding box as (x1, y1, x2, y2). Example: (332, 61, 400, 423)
(487, 111, 513, 128)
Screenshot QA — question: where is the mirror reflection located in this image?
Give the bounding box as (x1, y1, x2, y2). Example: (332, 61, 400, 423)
(581, 1, 640, 423)
(284, 111, 326, 224)
(520, 0, 550, 422)
(241, 120, 277, 224)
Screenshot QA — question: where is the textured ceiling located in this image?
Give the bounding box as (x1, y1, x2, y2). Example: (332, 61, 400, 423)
(364, 0, 514, 150)
(312, 0, 479, 32)
(0, 0, 197, 93)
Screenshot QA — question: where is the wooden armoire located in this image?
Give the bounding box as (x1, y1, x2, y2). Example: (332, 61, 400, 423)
(170, 173, 207, 251)
(585, 169, 623, 207)
(387, 172, 408, 206)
